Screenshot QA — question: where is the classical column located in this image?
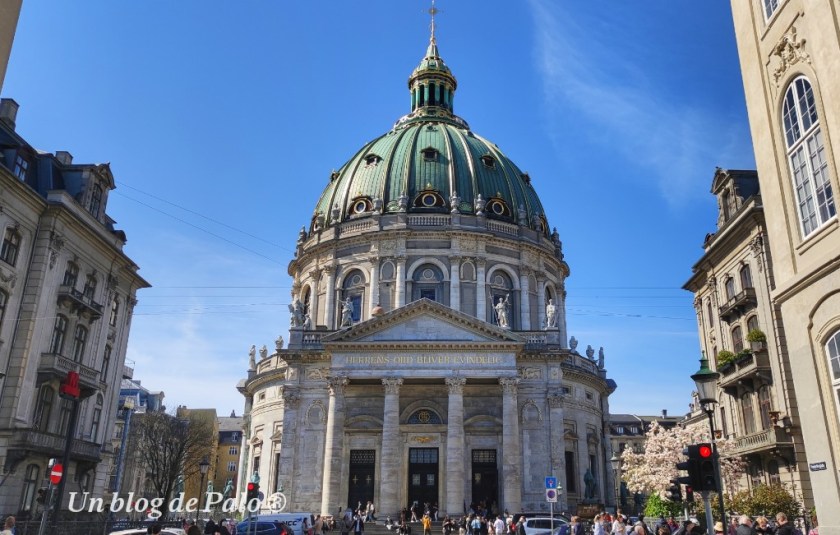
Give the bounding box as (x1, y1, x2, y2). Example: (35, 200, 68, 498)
(476, 259, 486, 321)
(276, 388, 301, 502)
(536, 279, 546, 330)
(395, 257, 406, 308)
(557, 283, 568, 348)
(310, 268, 322, 326)
(324, 266, 336, 328)
(379, 378, 403, 517)
(445, 377, 466, 515)
(449, 256, 461, 312)
(500, 377, 522, 513)
(519, 272, 531, 329)
(547, 390, 566, 511)
(370, 259, 380, 316)
(321, 376, 349, 515)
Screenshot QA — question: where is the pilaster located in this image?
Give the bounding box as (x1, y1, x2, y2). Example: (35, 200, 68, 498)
(379, 377, 403, 517)
(449, 256, 461, 312)
(320, 376, 348, 514)
(445, 377, 466, 515)
(500, 377, 522, 512)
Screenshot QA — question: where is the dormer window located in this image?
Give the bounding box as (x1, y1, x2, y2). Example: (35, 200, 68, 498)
(421, 147, 438, 161)
(413, 190, 445, 208)
(364, 154, 382, 167)
(89, 184, 103, 218)
(351, 197, 373, 214)
(13, 155, 28, 180)
(486, 198, 510, 217)
(481, 155, 496, 169)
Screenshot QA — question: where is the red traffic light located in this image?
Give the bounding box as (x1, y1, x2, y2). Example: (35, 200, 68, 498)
(699, 444, 713, 458)
(247, 482, 256, 491)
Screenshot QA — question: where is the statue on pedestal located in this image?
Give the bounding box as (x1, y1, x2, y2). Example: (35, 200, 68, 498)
(341, 297, 354, 327)
(248, 345, 256, 371)
(545, 299, 557, 329)
(494, 295, 510, 329)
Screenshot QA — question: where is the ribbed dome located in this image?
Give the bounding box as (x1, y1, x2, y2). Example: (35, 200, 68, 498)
(310, 37, 550, 235)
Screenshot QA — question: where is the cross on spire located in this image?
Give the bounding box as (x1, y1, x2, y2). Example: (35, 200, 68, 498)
(428, 0, 439, 43)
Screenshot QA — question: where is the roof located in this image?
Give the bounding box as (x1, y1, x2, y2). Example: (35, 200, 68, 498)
(218, 416, 244, 432)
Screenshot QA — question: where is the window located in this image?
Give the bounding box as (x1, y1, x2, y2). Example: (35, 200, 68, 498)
(0, 289, 7, 331)
(747, 315, 760, 335)
(13, 154, 28, 180)
(758, 386, 773, 430)
(50, 314, 68, 354)
(480, 155, 496, 169)
(720, 407, 728, 437)
(407, 409, 442, 424)
(228, 461, 237, 472)
(783, 77, 835, 236)
(740, 264, 753, 290)
(72, 325, 88, 363)
(341, 270, 366, 325)
(732, 326, 744, 353)
(19, 464, 40, 512)
(763, 0, 780, 20)
(767, 460, 781, 485)
(34, 385, 54, 431)
(79, 471, 93, 493)
(109, 298, 119, 327)
(741, 392, 756, 435)
(58, 398, 73, 436)
(420, 288, 436, 301)
(421, 148, 438, 161)
(724, 277, 736, 301)
(565, 451, 576, 492)
(706, 299, 713, 325)
(748, 462, 762, 488)
(0, 227, 21, 266)
(83, 275, 97, 301)
(63, 262, 79, 288)
(615, 426, 625, 435)
(89, 184, 103, 218)
(90, 395, 103, 440)
(825, 331, 840, 423)
(229, 446, 238, 456)
(253, 456, 260, 475)
(618, 442, 626, 453)
(101, 345, 112, 380)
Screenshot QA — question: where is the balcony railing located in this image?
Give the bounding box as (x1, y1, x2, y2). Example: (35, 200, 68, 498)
(719, 348, 772, 394)
(39, 353, 101, 395)
(11, 429, 102, 462)
(718, 287, 757, 322)
(731, 427, 793, 456)
(57, 285, 104, 319)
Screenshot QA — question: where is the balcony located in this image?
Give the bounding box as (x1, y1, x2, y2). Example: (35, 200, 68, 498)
(8, 429, 102, 463)
(718, 287, 757, 322)
(731, 427, 794, 456)
(719, 348, 772, 395)
(57, 285, 104, 320)
(39, 352, 100, 397)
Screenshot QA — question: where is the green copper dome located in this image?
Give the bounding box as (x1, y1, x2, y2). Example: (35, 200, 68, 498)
(311, 37, 549, 235)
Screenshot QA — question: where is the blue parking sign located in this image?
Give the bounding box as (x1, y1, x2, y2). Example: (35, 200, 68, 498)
(545, 476, 557, 489)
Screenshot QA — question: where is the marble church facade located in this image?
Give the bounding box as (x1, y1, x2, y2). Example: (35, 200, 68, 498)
(238, 28, 615, 517)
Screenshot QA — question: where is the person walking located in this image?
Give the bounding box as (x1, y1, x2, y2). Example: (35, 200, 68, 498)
(735, 516, 755, 535)
(774, 514, 793, 535)
(423, 514, 433, 535)
(0, 516, 14, 535)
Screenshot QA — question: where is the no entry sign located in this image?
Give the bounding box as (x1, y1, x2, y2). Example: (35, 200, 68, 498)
(50, 463, 63, 485)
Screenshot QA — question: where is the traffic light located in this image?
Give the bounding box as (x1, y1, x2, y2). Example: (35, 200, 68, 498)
(695, 443, 717, 492)
(685, 486, 694, 502)
(36, 488, 47, 504)
(246, 482, 260, 503)
(676, 447, 697, 488)
(665, 479, 682, 502)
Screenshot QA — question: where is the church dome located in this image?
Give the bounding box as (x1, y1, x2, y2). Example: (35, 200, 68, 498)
(310, 36, 549, 235)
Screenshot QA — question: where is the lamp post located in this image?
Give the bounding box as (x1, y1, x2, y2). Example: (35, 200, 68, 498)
(690, 356, 727, 528)
(610, 453, 620, 514)
(198, 457, 210, 519)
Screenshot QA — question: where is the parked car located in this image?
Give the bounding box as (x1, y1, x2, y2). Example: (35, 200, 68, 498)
(524, 517, 570, 535)
(236, 520, 286, 535)
(109, 529, 186, 535)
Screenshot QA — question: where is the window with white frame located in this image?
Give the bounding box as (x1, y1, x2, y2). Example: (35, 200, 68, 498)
(229, 446, 238, 455)
(763, 0, 781, 20)
(228, 461, 237, 472)
(783, 76, 836, 237)
(826, 330, 840, 423)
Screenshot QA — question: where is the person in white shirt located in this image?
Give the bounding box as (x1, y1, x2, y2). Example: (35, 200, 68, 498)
(494, 516, 507, 535)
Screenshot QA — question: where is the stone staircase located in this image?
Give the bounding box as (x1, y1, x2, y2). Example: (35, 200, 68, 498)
(362, 520, 445, 535)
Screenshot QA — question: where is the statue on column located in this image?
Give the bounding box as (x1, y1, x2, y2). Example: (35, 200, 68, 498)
(397, 192, 409, 212)
(569, 336, 579, 353)
(545, 299, 557, 330)
(248, 345, 257, 371)
(583, 468, 597, 500)
(289, 298, 305, 328)
(275, 335, 285, 352)
(585, 345, 595, 360)
(297, 226, 307, 246)
(598, 347, 605, 369)
(494, 295, 510, 329)
(259, 345, 268, 360)
(302, 313, 313, 330)
(341, 297, 354, 327)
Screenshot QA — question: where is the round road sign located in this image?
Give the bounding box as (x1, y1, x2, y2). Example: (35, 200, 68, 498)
(50, 463, 63, 485)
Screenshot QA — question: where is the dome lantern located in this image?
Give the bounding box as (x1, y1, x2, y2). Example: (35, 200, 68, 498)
(408, 4, 457, 116)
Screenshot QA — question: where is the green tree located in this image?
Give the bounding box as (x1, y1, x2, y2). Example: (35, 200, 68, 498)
(728, 484, 801, 518)
(644, 492, 682, 519)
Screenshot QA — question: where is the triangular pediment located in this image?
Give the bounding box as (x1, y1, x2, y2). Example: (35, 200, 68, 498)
(321, 299, 522, 345)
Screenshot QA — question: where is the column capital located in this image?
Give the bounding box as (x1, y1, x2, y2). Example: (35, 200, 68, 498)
(328, 376, 349, 396)
(281, 387, 301, 408)
(475, 258, 487, 268)
(547, 392, 564, 408)
(382, 377, 404, 395)
(449, 255, 462, 264)
(499, 376, 520, 394)
(323, 264, 336, 275)
(445, 377, 467, 394)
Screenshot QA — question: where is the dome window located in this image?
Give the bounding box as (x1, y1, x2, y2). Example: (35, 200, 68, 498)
(486, 198, 510, 217)
(421, 147, 438, 161)
(364, 154, 382, 167)
(480, 155, 497, 169)
(413, 189, 445, 208)
(351, 197, 373, 215)
(522, 173, 531, 185)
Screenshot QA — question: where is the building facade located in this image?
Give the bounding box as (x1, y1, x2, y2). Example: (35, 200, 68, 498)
(0, 98, 149, 516)
(237, 34, 616, 518)
(683, 168, 812, 507)
(214, 412, 244, 502)
(729, 0, 840, 523)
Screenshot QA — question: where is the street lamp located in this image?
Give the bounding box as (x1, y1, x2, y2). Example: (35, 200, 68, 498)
(610, 453, 620, 514)
(690, 355, 727, 528)
(198, 457, 211, 517)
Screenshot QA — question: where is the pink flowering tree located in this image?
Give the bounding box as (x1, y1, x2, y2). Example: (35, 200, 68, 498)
(620, 420, 745, 500)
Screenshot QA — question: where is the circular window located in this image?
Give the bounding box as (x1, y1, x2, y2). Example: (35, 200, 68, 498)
(494, 275, 504, 286)
(351, 274, 362, 286)
(422, 194, 437, 207)
(353, 200, 368, 214)
(422, 269, 434, 280)
(491, 201, 505, 215)
(417, 410, 432, 423)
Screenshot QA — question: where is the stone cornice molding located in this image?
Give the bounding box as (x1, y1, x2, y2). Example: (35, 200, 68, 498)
(561, 367, 612, 393)
(445, 377, 466, 395)
(499, 376, 520, 394)
(382, 377, 404, 395)
(328, 376, 349, 396)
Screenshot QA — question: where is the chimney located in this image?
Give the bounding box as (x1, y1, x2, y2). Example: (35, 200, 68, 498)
(55, 151, 73, 165)
(662, 409, 668, 418)
(0, 99, 19, 129)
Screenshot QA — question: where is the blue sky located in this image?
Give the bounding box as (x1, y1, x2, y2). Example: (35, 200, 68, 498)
(3, 1, 755, 417)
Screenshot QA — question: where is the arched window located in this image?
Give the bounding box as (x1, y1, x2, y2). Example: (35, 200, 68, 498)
(63, 262, 79, 288)
(50, 314, 68, 355)
(0, 227, 21, 267)
(724, 277, 736, 300)
(341, 269, 366, 324)
(411, 263, 444, 302)
(782, 77, 836, 237)
(19, 464, 40, 513)
(747, 315, 760, 334)
(488, 270, 514, 327)
(34, 385, 54, 431)
(83, 274, 97, 301)
(72, 325, 88, 363)
(740, 264, 753, 290)
(741, 392, 756, 435)
(101, 345, 112, 380)
(706, 299, 713, 325)
(758, 385, 773, 430)
(89, 183, 103, 218)
(825, 330, 840, 424)
(732, 326, 744, 353)
(301, 287, 311, 315)
(407, 409, 442, 424)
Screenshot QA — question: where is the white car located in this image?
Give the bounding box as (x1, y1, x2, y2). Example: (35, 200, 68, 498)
(109, 529, 187, 535)
(524, 517, 570, 535)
